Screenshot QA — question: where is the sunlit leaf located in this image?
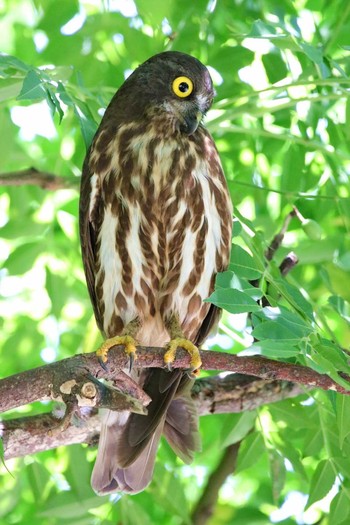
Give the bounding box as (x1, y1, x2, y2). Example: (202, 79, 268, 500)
(329, 295, 350, 324)
(222, 411, 257, 447)
(17, 70, 46, 101)
(207, 288, 261, 313)
(329, 489, 350, 525)
(305, 459, 336, 509)
(229, 244, 263, 279)
(235, 432, 266, 473)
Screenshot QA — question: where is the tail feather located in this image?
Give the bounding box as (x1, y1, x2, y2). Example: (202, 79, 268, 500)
(91, 369, 185, 494)
(91, 409, 127, 493)
(92, 419, 163, 494)
(91, 369, 201, 494)
(164, 395, 201, 464)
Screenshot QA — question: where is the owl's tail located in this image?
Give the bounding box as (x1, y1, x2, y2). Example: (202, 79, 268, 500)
(91, 369, 200, 494)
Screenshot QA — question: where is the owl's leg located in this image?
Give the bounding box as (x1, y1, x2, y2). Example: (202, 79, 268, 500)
(96, 318, 141, 371)
(163, 314, 202, 374)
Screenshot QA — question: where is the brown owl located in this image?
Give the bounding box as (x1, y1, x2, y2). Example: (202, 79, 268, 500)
(79, 51, 232, 494)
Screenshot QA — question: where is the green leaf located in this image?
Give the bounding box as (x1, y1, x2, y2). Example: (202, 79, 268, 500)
(302, 219, 323, 240)
(275, 280, 314, 320)
(207, 288, 261, 314)
(222, 411, 257, 447)
(299, 42, 324, 64)
(215, 272, 263, 300)
(314, 340, 350, 373)
(249, 340, 299, 358)
(329, 295, 350, 323)
(17, 70, 46, 101)
(336, 395, 350, 448)
(152, 464, 190, 523)
(64, 446, 93, 499)
(332, 456, 350, 480)
(229, 244, 263, 279)
(252, 320, 298, 341)
(38, 492, 107, 518)
(303, 429, 323, 457)
(253, 306, 313, 340)
(120, 497, 154, 525)
(25, 462, 50, 502)
(58, 84, 98, 148)
(232, 219, 242, 237)
(0, 54, 30, 74)
(5, 242, 43, 275)
(329, 489, 350, 525)
(309, 346, 350, 389)
(270, 402, 316, 430)
(305, 459, 336, 509)
(235, 432, 266, 473)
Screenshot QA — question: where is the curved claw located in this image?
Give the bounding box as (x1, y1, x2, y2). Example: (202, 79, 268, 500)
(96, 335, 138, 370)
(128, 351, 136, 372)
(186, 368, 200, 379)
(164, 337, 202, 371)
(98, 357, 109, 372)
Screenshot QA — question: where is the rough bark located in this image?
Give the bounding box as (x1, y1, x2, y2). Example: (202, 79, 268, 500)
(1, 346, 348, 418)
(1, 373, 305, 459)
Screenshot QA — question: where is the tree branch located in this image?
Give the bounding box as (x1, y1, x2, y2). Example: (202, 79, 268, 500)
(1, 374, 304, 459)
(1, 346, 349, 418)
(191, 441, 241, 525)
(0, 168, 79, 190)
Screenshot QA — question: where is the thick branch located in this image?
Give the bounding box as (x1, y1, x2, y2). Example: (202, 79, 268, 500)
(1, 374, 304, 459)
(1, 346, 349, 417)
(0, 168, 79, 190)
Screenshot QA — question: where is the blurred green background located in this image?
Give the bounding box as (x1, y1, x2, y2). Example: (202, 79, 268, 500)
(1, 0, 350, 523)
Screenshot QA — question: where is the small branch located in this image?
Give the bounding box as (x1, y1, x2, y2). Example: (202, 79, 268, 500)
(192, 442, 241, 525)
(265, 208, 297, 261)
(1, 374, 304, 459)
(0, 168, 79, 190)
(1, 412, 101, 460)
(192, 373, 304, 416)
(279, 251, 298, 276)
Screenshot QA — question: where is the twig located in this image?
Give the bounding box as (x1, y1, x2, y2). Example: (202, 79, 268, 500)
(265, 208, 297, 261)
(191, 442, 241, 525)
(0, 168, 79, 190)
(1, 374, 304, 459)
(279, 251, 298, 276)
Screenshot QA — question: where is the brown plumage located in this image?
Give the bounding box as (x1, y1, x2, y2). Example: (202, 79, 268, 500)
(79, 51, 233, 494)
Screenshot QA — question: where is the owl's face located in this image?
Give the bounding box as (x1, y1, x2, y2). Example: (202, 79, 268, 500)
(112, 51, 215, 135)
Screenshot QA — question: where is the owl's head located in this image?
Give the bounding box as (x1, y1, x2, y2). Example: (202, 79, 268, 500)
(109, 51, 215, 135)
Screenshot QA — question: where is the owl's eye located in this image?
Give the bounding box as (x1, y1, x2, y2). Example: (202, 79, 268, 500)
(172, 76, 194, 98)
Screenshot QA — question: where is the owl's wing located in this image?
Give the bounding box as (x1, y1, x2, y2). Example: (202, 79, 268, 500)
(194, 303, 222, 347)
(79, 152, 104, 332)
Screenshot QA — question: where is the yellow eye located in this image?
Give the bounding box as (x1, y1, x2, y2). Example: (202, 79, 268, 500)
(172, 76, 194, 98)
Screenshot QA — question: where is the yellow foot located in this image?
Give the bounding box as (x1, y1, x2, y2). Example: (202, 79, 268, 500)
(96, 335, 137, 371)
(164, 338, 202, 374)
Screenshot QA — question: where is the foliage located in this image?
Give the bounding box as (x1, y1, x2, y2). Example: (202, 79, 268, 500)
(1, 0, 350, 523)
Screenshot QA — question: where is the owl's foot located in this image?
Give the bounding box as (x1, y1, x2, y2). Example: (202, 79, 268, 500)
(164, 338, 201, 376)
(96, 335, 137, 371)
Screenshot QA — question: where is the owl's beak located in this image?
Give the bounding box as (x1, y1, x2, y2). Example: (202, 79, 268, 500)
(181, 110, 203, 135)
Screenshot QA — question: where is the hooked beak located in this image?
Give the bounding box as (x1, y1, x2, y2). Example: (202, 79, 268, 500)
(180, 110, 203, 135)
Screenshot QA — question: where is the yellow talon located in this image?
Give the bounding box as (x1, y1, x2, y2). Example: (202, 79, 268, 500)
(96, 335, 137, 368)
(164, 337, 202, 372)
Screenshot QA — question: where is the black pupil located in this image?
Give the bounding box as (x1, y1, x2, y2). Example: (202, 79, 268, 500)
(179, 82, 189, 93)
